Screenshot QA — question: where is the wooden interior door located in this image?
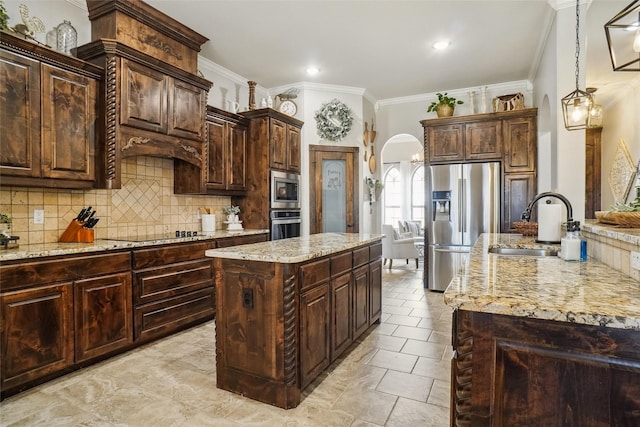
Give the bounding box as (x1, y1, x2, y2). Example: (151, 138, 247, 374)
(585, 127, 602, 219)
(309, 145, 359, 234)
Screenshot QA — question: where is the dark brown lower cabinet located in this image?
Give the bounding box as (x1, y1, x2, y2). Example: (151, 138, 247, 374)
(368, 257, 382, 324)
(74, 273, 133, 362)
(1, 283, 74, 393)
(0, 232, 268, 399)
(214, 239, 383, 409)
(330, 272, 352, 362)
(299, 283, 330, 389)
(451, 310, 640, 427)
(133, 255, 215, 342)
(0, 251, 131, 397)
(352, 264, 369, 338)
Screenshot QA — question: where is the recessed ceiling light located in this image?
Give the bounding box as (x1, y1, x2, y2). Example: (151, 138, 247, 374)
(306, 67, 320, 76)
(433, 41, 450, 50)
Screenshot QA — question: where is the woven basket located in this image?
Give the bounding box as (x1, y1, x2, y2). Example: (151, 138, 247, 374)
(513, 221, 538, 236)
(595, 211, 640, 228)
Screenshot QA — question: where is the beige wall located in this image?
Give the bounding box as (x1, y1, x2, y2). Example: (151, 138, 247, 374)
(0, 157, 232, 245)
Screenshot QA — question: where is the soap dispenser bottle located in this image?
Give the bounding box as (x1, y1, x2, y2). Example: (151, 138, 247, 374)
(561, 221, 584, 261)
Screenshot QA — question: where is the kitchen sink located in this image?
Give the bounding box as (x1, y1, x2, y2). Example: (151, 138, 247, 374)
(488, 247, 558, 257)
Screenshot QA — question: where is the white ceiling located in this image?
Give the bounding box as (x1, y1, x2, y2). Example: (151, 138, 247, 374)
(142, 0, 637, 104)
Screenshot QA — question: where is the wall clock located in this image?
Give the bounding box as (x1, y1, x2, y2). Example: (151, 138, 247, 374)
(279, 99, 297, 116)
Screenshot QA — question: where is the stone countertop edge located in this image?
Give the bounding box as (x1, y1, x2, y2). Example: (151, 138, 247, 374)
(205, 232, 385, 264)
(0, 229, 270, 262)
(582, 219, 640, 246)
(443, 233, 640, 331)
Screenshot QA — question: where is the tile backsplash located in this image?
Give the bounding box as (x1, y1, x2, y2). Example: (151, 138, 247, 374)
(1, 157, 232, 245)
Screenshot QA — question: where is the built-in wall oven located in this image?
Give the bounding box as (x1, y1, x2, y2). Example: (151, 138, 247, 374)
(271, 171, 300, 210)
(270, 210, 301, 240)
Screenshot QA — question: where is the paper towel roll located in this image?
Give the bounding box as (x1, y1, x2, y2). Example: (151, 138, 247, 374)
(538, 204, 562, 242)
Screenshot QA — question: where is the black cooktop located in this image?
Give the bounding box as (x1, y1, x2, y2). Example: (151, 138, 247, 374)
(105, 233, 198, 242)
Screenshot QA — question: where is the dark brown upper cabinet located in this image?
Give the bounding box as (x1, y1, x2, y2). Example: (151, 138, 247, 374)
(75, 0, 212, 189)
(174, 106, 248, 195)
(421, 108, 538, 233)
(0, 32, 101, 189)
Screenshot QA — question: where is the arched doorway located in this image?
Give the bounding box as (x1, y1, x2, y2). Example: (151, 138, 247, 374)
(379, 134, 424, 230)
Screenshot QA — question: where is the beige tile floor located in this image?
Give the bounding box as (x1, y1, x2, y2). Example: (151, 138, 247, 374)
(0, 263, 453, 426)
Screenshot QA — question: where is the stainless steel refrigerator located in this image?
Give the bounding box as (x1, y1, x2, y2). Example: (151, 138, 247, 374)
(426, 162, 500, 291)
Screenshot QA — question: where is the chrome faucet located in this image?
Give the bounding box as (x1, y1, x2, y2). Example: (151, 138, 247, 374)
(521, 192, 579, 231)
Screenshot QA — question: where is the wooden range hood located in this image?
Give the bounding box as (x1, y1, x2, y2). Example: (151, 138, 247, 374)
(76, 0, 212, 189)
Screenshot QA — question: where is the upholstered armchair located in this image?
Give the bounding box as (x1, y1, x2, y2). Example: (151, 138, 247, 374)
(381, 224, 420, 269)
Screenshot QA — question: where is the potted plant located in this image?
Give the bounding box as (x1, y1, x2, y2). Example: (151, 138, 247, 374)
(366, 177, 384, 203)
(427, 92, 464, 118)
(223, 205, 240, 223)
(0, 212, 11, 236)
(0, 1, 10, 32)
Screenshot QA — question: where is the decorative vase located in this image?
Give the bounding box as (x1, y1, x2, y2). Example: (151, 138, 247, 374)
(480, 86, 488, 113)
(436, 104, 454, 118)
(56, 20, 77, 55)
(468, 91, 476, 115)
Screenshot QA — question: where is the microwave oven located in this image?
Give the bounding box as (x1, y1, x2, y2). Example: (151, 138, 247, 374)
(271, 171, 300, 209)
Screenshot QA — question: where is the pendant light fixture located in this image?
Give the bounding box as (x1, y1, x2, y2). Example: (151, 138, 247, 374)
(562, 0, 593, 131)
(604, 0, 640, 72)
(586, 87, 603, 128)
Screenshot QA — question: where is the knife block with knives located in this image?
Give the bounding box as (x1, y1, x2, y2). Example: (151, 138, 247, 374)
(59, 207, 99, 243)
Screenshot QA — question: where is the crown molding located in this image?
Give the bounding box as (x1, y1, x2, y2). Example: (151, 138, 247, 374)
(376, 80, 533, 108)
(297, 81, 367, 96)
(548, 0, 590, 11)
(66, 0, 88, 11)
(197, 56, 267, 93)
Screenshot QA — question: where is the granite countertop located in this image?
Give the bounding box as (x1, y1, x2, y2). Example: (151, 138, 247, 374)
(205, 232, 384, 264)
(0, 229, 269, 262)
(444, 233, 640, 330)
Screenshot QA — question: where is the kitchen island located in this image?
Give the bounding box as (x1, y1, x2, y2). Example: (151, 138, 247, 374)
(444, 233, 640, 427)
(205, 233, 384, 409)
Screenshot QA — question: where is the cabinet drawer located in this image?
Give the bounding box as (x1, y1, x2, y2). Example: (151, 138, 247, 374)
(134, 287, 214, 342)
(216, 233, 268, 248)
(369, 243, 382, 261)
(331, 252, 352, 277)
(353, 247, 369, 268)
(299, 259, 330, 291)
(0, 252, 131, 292)
(132, 241, 215, 269)
(133, 259, 213, 305)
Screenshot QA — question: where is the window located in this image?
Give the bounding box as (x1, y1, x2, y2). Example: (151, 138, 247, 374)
(411, 165, 425, 226)
(383, 167, 402, 227)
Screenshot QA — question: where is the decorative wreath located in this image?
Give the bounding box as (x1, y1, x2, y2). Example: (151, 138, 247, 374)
(314, 99, 353, 142)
